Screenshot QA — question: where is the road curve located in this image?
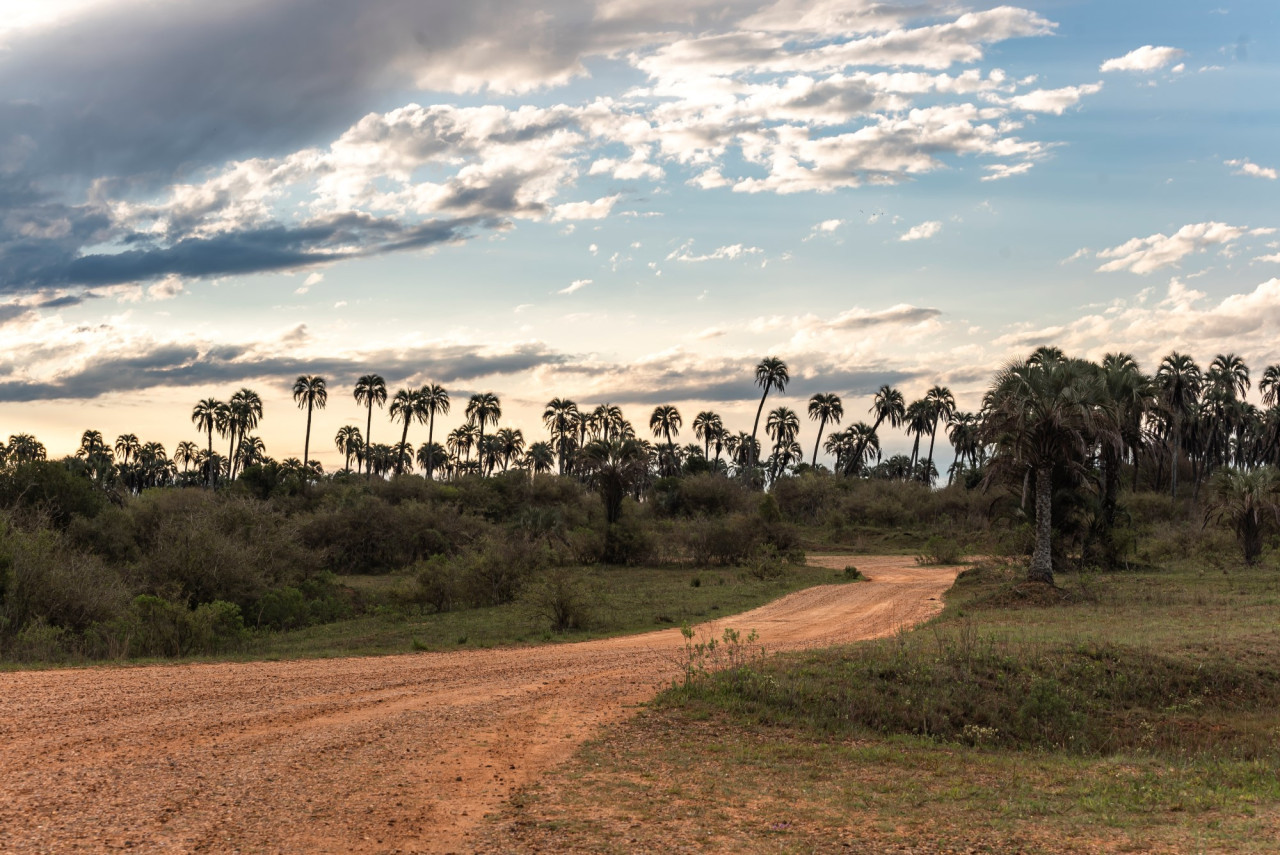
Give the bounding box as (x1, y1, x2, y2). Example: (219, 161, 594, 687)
(0, 556, 960, 854)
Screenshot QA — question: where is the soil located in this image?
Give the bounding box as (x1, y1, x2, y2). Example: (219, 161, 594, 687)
(0, 556, 959, 854)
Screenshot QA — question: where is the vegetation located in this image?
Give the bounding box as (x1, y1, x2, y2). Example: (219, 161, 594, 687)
(477, 534, 1280, 853)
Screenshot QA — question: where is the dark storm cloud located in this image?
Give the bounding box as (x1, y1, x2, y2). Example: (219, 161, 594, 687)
(0, 340, 568, 402)
(2, 214, 488, 291)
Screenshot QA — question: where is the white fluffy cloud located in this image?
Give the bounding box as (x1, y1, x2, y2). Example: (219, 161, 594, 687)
(557, 279, 592, 295)
(1100, 45, 1186, 73)
(1092, 222, 1270, 274)
(899, 221, 942, 241)
(666, 241, 763, 262)
(1226, 158, 1278, 180)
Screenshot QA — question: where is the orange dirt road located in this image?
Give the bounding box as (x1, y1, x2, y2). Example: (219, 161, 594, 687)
(0, 556, 960, 854)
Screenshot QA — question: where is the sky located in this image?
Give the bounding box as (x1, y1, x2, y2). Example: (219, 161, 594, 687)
(1, 0, 1277, 470)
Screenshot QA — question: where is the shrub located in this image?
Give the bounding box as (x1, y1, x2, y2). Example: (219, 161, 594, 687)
(459, 536, 548, 606)
(0, 521, 129, 637)
(603, 516, 655, 565)
(410, 555, 461, 613)
(916, 535, 963, 565)
(526, 567, 593, 632)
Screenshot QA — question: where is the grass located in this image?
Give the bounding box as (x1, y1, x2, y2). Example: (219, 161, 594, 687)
(116, 561, 849, 665)
(475, 559, 1280, 853)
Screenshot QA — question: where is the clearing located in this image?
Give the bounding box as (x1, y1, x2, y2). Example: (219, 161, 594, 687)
(0, 555, 958, 854)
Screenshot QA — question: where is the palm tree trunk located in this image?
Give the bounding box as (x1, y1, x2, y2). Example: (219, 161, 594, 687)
(303, 403, 313, 474)
(1030, 464, 1054, 584)
(750, 390, 769, 465)
(812, 416, 827, 469)
(1171, 421, 1180, 499)
(924, 422, 938, 485)
(206, 427, 214, 488)
(365, 403, 374, 477)
(396, 417, 410, 476)
(426, 414, 436, 481)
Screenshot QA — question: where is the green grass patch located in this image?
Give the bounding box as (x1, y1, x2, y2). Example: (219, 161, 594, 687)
(477, 559, 1280, 852)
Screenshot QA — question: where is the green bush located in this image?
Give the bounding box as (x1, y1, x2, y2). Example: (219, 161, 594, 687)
(0, 521, 129, 637)
(410, 555, 461, 613)
(526, 567, 593, 632)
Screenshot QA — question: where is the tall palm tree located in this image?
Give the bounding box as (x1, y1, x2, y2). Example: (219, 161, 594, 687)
(292, 375, 328, 474)
(851, 385, 905, 476)
(1156, 352, 1202, 498)
(543, 397, 580, 475)
(751, 357, 789, 465)
(191, 398, 222, 487)
(389, 388, 426, 476)
(591, 403, 626, 443)
(495, 427, 525, 471)
(466, 393, 502, 475)
(335, 425, 363, 473)
(417, 441, 448, 475)
(353, 374, 387, 476)
(981, 355, 1119, 584)
(922, 386, 956, 485)
(649, 404, 682, 475)
(236, 435, 267, 471)
(1260, 364, 1280, 409)
(420, 383, 450, 480)
(904, 399, 931, 479)
(806, 393, 843, 469)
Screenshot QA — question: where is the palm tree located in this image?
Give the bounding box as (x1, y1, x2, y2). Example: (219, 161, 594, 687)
(579, 438, 651, 524)
(981, 354, 1120, 585)
(227, 388, 264, 479)
(447, 424, 477, 467)
(525, 441, 555, 474)
(335, 425, 363, 473)
(495, 427, 525, 471)
(466, 393, 502, 475)
(922, 386, 956, 485)
(591, 403, 627, 443)
(236, 435, 267, 471)
(174, 440, 200, 474)
(751, 357, 789, 465)
(544, 397, 580, 474)
(420, 383, 450, 480)
(114, 434, 140, 466)
(946, 412, 981, 485)
(353, 374, 387, 476)
(851, 385, 906, 476)
(292, 375, 328, 476)
(1156, 352, 1202, 498)
(904, 400, 931, 479)
(191, 399, 221, 487)
(417, 441, 447, 475)
(692, 411, 724, 460)
(1261, 364, 1280, 409)
(7, 434, 46, 464)
(1204, 466, 1280, 564)
(649, 405, 683, 476)
(807, 393, 843, 469)
(766, 406, 800, 481)
(389, 388, 426, 476)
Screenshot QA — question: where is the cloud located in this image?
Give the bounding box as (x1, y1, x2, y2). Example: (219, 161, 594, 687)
(899, 221, 942, 241)
(666, 241, 764, 262)
(1100, 45, 1186, 73)
(295, 271, 324, 295)
(551, 195, 623, 221)
(557, 278, 592, 295)
(1003, 83, 1102, 115)
(1226, 159, 1278, 180)
(1093, 222, 1267, 274)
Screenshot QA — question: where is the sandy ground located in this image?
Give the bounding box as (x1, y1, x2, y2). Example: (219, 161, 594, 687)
(0, 556, 959, 854)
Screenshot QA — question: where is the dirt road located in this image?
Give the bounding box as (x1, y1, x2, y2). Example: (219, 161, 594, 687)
(0, 556, 960, 854)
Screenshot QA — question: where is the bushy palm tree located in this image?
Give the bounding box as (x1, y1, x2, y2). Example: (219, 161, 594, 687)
(353, 374, 387, 476)
(174, 440, 200, 474)
(292, 375, 328, 477)
(1204, 466, 1280, 564)
(191, 399, 221, 486)
(390, 388, 426, 476)
(851, 385, 905, 476)
(335, 425, 363, 473)
(227, 388, 263, 479)
(525, 441, 556, 474)
(543, 397, 580, 475)
(236, 435, 267, 471)
(420, 384, 450, 480)
(807, 394, 843, 470)
(495, 427, 525, 472)
(579, 438, 650, 524)
(981, 353, 1120, 584)
(692, 411, 724, 461)
(6, 434, 46, 464)
(466, 393, 502, 475)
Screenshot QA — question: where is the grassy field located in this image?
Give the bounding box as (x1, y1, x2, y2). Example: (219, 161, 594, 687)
(219, 560, 849, 662)
(474, 560, 1280, 854)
